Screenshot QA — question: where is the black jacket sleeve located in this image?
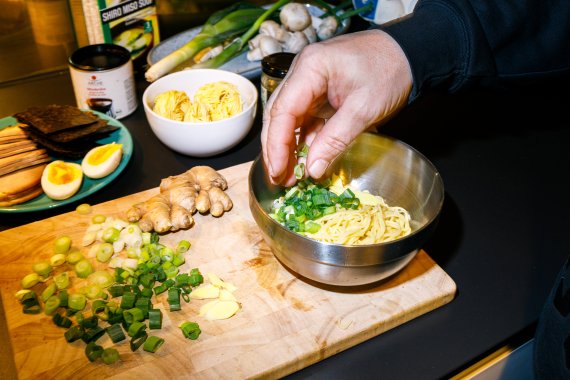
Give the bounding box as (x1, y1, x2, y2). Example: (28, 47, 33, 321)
(381, 0, 570, 101)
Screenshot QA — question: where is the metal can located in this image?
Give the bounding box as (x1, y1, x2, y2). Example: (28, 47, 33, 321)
(68, 44, 137, 120)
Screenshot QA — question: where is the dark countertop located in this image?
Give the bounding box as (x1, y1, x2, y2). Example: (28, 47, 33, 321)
(2, 22, 570, 380)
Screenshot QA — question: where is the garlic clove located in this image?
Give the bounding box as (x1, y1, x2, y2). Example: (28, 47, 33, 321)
(190, 283, 220, 299)
(203, 300, 240, 320)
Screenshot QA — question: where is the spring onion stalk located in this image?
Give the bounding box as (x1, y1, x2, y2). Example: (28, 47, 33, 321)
(53, 235, 72, 255)
(66, 251, 84, 265)
(68, 293, 87, 311)
(148, 309, 162, 329)
(44, 296, 61, 315)
(193, 0, 292, 70)
(85, 342, 104, 362)
(179, 321, 201, 340)
(41, 283, 57, 302)
(102, 347, 120, 365)
(106, 324, 126, 343)
(145, 3, 267, 81)
(64, 325, 84, 342)
(32, 261, 53, 277)
(143, 336, 165, 353)
(21, 273, 40, 289)
(50, 254, 67, 267)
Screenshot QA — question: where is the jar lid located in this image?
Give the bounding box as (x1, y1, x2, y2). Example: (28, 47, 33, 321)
(261, 52, 296, 78)
(69, 44, 131, 71)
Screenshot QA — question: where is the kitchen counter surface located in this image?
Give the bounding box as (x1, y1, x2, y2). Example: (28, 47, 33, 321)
(2, 27, 570, 380)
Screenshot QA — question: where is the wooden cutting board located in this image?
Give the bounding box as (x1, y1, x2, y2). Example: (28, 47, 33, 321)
(0, 161, 456, 379)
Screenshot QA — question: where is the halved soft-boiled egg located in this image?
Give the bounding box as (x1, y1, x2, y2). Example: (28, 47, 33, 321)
(82, 143, 123, 179)
(41, 161, 83, 200)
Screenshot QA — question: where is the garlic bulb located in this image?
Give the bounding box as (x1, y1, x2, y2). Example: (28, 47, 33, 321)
(279, 3, 312, 32)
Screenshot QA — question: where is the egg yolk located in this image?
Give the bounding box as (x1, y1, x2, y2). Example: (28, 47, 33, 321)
(47, 162, 81, 185)
(87, 144, 122, 165)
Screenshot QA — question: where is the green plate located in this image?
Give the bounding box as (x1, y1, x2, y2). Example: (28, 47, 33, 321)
(0, 111, 133, 213)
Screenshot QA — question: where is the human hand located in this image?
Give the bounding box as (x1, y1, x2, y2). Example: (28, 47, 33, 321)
(261, 29, 413, 186)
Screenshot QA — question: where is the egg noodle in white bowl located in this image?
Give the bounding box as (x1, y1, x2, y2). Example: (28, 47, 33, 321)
(142, 69, 258, 157)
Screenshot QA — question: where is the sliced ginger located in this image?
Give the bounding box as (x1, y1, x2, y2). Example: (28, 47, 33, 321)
(126, 166, 233, 233)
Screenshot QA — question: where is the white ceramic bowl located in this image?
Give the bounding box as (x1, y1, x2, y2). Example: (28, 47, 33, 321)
(142, 69, 258, 157)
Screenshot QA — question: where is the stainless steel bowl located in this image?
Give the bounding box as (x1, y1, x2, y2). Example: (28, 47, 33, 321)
(249, 133, 444, 286)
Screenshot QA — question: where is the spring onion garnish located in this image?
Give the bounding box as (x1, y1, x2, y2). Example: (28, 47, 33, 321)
(179, 321, 201, 340)
(53, 272, 70, 290)
(83, 285, 105, 300)
(135, 298, 151, 319)
(75, 259, 94, 279)
(64, 325, 84, 342)
(172, 253, 185, 267)
(294, 163, 305, 180)
(127, 321, 146, 338)
(53, 235, 72, 255)
(102, 347, 120, 365)
(167, 288, 181, 311)
(143, 336, 165, 353)
(188, 268, 204, 287)
(108, 285, 124, 298)
(50, 254, 67, 267)
(123, 308, 145, 324)
(148, 309, 162, 329)
(82, 326, 105, 343)
(32, 261, 52, 277)
(80, 315, 99, 329)
(130, 331, 148, 352)
(53, 312, 73, 328)
(102, 227, 120, 243)
(139, 274, 155, 289)
(44, 295, 61, 315)
(68, 293, 87, 311)
(89, 270, 114, 288)
(176, 240, 191, 254)
(120, 292, 136, 309)
(41, 283, 57, 302)
(92, 214, 106, 224)
(59, 290, 69, 307)
(66, 251, 84, 265)
(140, 287, 153, 298)
(160, 247, 174, 262)
(96, 243, 114, 263)
(85, 342, 104, 362)
(106, 323, 126, 343)
(20, 291, 41, 314)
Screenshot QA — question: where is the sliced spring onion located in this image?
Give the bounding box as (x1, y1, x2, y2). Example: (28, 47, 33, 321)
(188, 268, 204, 287)
(108, 284, 124, 298)
(123, 308, 144, 324)
(68, 293, 87, 311)
(176, 240, 191, 254)
(130, 331, 148, 352)
(89, 270, 114, 288)
(143, 335, 165, 353)
(54, 272, 70, 290)
(140, 287, 153, 298)
(106, 323, 126, 343)
(21, 291, 41, 314)
(85, 341, 104, 362)
(153, 284, 168, 295)
(92, 214, 106, 224)
(53, 235, 72, 255)
(120, 292, 136, 309)
(139, 274, 155, 289)
(80, 315, 99, 329)
(32, 261, 53, 277)
(102, 227, 120, 243)
(75, 259, 94, 279)
(50, 254, 67, 267)
(127, 321, 146, 338)
(179, 321, 201, 340)
(76, 203, 92, 215)
(41, 283, 57, 302)
(82, 326, 105, 343)
(14, 289, 31, 301)
(66, 251, 84, 265)
(64, 325, 84, 342)
(294, 163, 305, 180)
(102, 347, 120, 365)
(172, 253, 185, 267)
(167, 288, 181, 311)
(135, 298, 151, 318)
(92, 299, 108, 314)
(21, 273, 40, 289)
(53, 312, 73, 328)
(96, 243, 114, 263)
(59, 289, 69, 307)
(148, 309, 162, 329)
(83, 285, 104, 300)
(44, 295, 60, 315)
(164, 265, 179, 279)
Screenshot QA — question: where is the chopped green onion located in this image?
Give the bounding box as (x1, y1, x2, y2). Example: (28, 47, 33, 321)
(53, 312, 73, 328)
(297, 143, 309, 157)
(75, 259, 94, 279)
(83, 285, 104, 300)
(143, 336, 165, 353)
(44, 295, 60, 315)
(82, 326, 105, 343)
(80, 315, 99, 329)
(96, 243, 114, 263)
(66, 251, 84, 265)
(140, 287, 153, 298)
(148, 309, 162, 329)
(41, 283, 57, 302)
(92, 214, 106, 224)
(108, 285, 124, 298)
(167, 288, 181, 311)
(50, 254, 67, 267)
(172, 253, 185, 267)
(160, 247, 174, 262)
(120, 292, 136, 309)
(188, 268, 204, 287)
(153, 284, 168, 295)
(53, 272, 70, 290)
(176, 240, 191, 254)
(102, 227, 120, 243)
(123, 308, 144, 324)
(139, 274, 155, 289)
(64, 325, 84, 342)
(21, 291, 41, 314)
(21, 273, 40, 289)
(127, 321, 146, 338)
(179, 321, 201, 340)
(92, 299, 108, 314)
(85, 341, 103, 362)
(76, 203, 92, 215)
(53, 235, 72, 255)
(32, 261, 52, 277)
(59, 290, 69, 307)
(164, 265, 179, 279)
(89, 270, 114, 288)
(135, 298, 151, 318)
(130, 331, 148, 351)
(102, 347, 120, 365)
(294, 163, 305, 180)
(106, 324, 126, 343)
(68, 293, 87, 311)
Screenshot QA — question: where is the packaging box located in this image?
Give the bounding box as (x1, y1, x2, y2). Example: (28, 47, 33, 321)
(70, 0, 160, 70)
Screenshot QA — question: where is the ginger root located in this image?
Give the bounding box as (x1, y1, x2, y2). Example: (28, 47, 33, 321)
(126, 166, 233, 233)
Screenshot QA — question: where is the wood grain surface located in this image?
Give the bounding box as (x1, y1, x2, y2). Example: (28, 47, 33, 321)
(0, 161, 457, 379)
